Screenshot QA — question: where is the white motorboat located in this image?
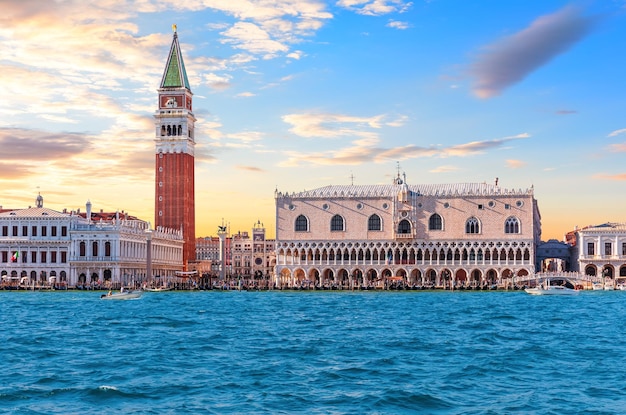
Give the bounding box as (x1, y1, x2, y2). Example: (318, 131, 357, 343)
(525, 278, 580, 296)
(144, 286, 172, 292)
(100, 289, 143, 300)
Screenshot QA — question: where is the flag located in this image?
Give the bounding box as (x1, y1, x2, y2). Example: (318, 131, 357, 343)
(11, 251, 19, 262)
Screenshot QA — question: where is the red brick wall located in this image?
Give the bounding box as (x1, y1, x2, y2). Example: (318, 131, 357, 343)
(155, 152, 195, 267)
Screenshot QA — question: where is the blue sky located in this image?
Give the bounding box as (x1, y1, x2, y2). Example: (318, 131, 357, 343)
(1, 0, 625, 240)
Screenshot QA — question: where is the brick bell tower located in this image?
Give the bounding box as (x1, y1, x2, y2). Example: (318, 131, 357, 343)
(154, 25, 196, 269)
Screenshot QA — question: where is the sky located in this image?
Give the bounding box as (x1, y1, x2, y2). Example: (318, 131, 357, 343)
(1, 0, 625, 241)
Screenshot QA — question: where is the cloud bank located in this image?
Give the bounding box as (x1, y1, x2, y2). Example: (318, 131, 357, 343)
(471, 5, 602, 98)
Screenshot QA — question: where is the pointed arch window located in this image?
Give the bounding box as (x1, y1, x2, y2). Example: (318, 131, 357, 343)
(331, 214, 345, 231)
(295, 215, 309, 232)
(466, 217, 480, 234)
(368, 214, 382, 231)
(397, 219, 411, 234)
(429, 213, 443, 231)
(505, 217, 520, 234)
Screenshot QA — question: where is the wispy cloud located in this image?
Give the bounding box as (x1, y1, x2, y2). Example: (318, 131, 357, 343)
(430, 165, 460, 173)
(608, 128, 626, 137)
(337, 0, 412, 16)
(471, 5, 602, 98)
(608, 143, 626, 152)
(594, 173, 626, 181)
(506, 159, 527, 169)
(387, 20, 410, 30)
(279, 112, 529, 166)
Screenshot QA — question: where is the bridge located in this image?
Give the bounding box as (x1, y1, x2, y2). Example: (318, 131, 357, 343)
(503, 271, 603, 285)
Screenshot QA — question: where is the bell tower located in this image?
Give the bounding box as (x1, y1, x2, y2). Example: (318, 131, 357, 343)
(154, 25, 196, 268)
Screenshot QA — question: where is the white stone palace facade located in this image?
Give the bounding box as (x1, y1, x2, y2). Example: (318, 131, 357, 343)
(570, 222, 626, 284)
(0, 197, 183, 288)
(275, 175, 541, 288)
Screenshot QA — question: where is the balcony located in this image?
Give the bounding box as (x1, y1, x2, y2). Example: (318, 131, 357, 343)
(395, 233, 415, 240)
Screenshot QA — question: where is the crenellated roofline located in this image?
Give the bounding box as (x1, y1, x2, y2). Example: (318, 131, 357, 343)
(276, 183, 535, 200)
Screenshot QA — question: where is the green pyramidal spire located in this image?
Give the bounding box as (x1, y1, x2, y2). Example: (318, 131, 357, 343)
(160, 30, 191, 90)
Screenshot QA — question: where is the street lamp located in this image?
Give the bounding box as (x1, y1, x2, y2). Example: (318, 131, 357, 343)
(146, 225, 153, 286)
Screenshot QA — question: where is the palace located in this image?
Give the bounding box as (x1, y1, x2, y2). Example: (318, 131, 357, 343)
(274, 174, 541, 289)
(0, 196, 182, 288)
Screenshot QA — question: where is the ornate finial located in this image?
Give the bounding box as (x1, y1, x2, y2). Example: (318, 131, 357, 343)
(172, 24, 177, 33)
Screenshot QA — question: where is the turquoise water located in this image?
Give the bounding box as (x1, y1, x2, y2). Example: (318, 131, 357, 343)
(1, 290, 625, 414)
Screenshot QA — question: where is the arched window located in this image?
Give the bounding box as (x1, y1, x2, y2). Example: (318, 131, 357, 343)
(466, 217, 480, 234)
(368, 214, 382, 231)
(92, 241, 98, 257)
(397, 219, 411, 234)
(295, 215, 308, 232)
(331, 214, 344, 231)
(105, 242, 111, 257)
(79, 241, 86, 257)
(429, 213, 443, 231)
(505, 217, 520, 234)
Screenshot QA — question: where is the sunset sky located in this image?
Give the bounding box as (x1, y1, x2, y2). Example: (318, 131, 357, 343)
(1, 0, 625, 240)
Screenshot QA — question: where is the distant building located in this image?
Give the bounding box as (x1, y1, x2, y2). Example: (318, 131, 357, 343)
(196, 221, 275, 281)
(275, 173, 541, 288)
(569, 222, 626, 283)
(0, 196, 183, 288)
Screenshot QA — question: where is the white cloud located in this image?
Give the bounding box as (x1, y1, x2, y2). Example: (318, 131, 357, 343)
(608, 128, 626, 137)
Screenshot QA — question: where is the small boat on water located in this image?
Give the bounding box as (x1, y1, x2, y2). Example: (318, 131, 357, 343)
(100, 288, 143, 300)
(525, 278, 580, 296)
(144, 286, 172, 292)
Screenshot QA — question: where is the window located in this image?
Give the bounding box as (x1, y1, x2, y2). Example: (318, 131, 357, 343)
(21, 251, 26, 263)
(40, 252, 47, 263)
(12, 226, 18, 236)
(51, 226, 57, 237)
(397, 219, 411, 234)
(32, 226, 37, 236)
(623, 243, 626, 256)
(587, 242, 594, 256)
(504, 217, 520, 234)
(478, 204, 484, 210)
(105, 242, 111, 257)
(51, 251, 57, 263)
(466, 217, 480, 234)
(368, 214, 382, 231)
(295, 215, 308, 232)
(505, 204, 511, 209)
(31, 251, 37, 263)
(61, 252, 67, 263)
(1, 226, 7, 236)
(41, 226, 47, 237)
(22, 226, 28, 236)
(331, 214, 344, 231)
(80, 242, 86, 257)
(605, 242, 612, 256)
(1, 251, 6, 263)
(62, 226, 67, 237)
(429, 214, 443, 231)
(92, 241, 98, 257)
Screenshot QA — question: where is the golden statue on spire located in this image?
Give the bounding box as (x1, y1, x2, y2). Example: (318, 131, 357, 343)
(172, 24, 177, 33)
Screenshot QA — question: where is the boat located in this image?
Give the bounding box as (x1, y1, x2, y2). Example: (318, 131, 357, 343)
(100, 288, 143, 300)
(524, 278, 580, 296)
(144, 286, 172, 292)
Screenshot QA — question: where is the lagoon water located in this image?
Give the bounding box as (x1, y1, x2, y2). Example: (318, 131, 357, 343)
(1, 290, 625, 414)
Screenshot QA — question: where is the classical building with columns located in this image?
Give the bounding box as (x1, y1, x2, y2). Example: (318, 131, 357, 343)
(569, 222, 626, 285)
(274, 174, 541, 289)
(0, 196, 182, 288)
